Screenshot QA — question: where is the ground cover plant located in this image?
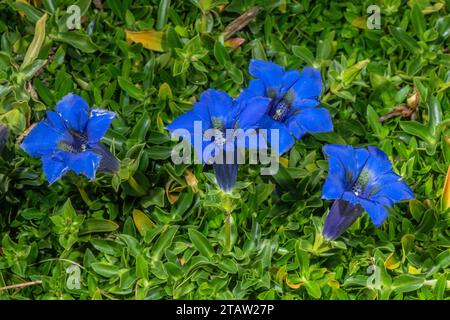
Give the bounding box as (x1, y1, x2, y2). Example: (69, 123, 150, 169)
(0, 0, 449, 300)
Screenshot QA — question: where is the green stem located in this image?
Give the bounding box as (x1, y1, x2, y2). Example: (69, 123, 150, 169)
(224, 210, 231, 252)
(221, 193, 233, 252)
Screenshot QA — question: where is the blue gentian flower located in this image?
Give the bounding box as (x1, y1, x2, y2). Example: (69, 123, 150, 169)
(321, 144, 414, 240)
(20, 93, 118, 184)
(237, 60, 333, 155)
(166, 89, 270, 192)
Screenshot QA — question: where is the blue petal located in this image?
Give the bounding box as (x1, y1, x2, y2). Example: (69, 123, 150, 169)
(288, 67, 322, 105)
(259, 115, 295, 155)
(236, 79, 266, 104)
(55, 93, 89, 133)
(41, 155, 69, 184)
(323, 145, 369, 190)
(371, 178, 414, 203)
(166, 110, 202, 134)
(86, 109, 115, 143)
(291, 98, 321, 110)
(364, 146, 395, 178)
(281, 69, 301, 91)
(322, 167, 348, 200)
(358, 198, 391, 227)
(20, 121, 63, 158)
(236, 97, 271, 130)
(342, 191, 361, 205)
(90, 143, 120, 173)
(323, 199, 364, 240)
(198, 89, 233, 128)
(249, 60, 284, 97)
(213, 162, 238, 192)
(289, 107, 333, 138)
(193, 101, 212, 129)
(361, 147, 413, 202)
(286, 117, 304, 140)
(64, 151, 101, 180)
(46, 111, 68, 134)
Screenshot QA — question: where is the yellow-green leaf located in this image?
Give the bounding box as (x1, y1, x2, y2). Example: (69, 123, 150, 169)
(132, 209, 155, 236)
(158, 82, 172, 100)
(126, 30, 164, 52)
(441, 165, 450, 210)
(22, 12, 47, 68)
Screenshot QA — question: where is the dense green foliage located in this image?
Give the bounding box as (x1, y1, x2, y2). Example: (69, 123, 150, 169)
(0, 0, 449, 300)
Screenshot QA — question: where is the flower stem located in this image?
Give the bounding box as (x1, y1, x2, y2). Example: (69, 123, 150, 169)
(221, 193, 234, 252)
(224, 210, 231, 252)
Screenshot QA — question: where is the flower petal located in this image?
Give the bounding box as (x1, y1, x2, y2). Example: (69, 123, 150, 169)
(198, 89, 233, 128)
(64, 151, 101, 180)
(249, 60, 284, 97)
(323, 199, 364, 240)
(288, 67, 322, 105)
(20, 121, 62, 157)
(236, 96, 271, 129)
(281, 69, 301, 91)
(166, 110, 202, 135)
(89, 143, 120, 174)
(55, 93, 89, 133)
(363, 146, 396, 178)
(236, 79, 266, 103)
(259, 115, 295, 155)
(322, 145, 369, 194)
(86, 109, 115, 143)
(358, 197, 391, 227)
(371, 178, 414, 203)
(362, 147, 414, 203)
(291, 98, 321, 110)
(213, 162, 238, 192)
(288, 107, 333, 139)
(41, 155, 69, 184)
(46, 111, 68, 134)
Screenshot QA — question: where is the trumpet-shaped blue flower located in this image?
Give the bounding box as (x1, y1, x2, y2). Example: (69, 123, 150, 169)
(322, 144, 414, 240)
(21, 93, 118, 184)
(166, 89, 270, 192)
(237, 60, 333, 155)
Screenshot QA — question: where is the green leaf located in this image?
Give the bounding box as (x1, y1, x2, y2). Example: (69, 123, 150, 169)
(151, 225, 179, 261)
(389, 26, 419, 53)
(130, 113, 151, 141)
(427, 96, 442, 136)
(53, 32, 98, 53)
(20, 59, 47, 80)
(393, 275, 425, 293)
(410, 4, 426, 37)
(9, 1, 43, 23)
(214, 41, 230, 65)
(304, 281, 322, 299)
(400, 121, 435, 144)
(367, 105, 388, 138)
(292, 45, 315, 66)
(79, 219, 119, 235)
(91, 263, 121, 278)
(118, 76, 144, 101)
(188, 228, 214, 259)
(156, 0, 171, 30)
